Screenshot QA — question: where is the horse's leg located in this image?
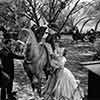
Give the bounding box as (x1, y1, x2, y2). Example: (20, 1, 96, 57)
(35, 73, 43, 97)
(23, 63, 35, 92)
(30, 73, 42, 97)
(37, 79, 42, 97)
(28, 74, 36, 92)
(24, 63, 42, 98)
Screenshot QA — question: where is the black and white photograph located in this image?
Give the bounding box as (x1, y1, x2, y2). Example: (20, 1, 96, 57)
(0, 0, 100, 100)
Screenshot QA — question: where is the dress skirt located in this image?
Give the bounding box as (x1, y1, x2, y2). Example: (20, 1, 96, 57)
(53, 67, 82, 100)
(42, 67, 83, 100)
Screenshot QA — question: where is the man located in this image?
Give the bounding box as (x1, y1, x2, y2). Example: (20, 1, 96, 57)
(0, 39, 25, 100)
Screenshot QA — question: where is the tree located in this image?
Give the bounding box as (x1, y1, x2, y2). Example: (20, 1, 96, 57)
(39, 0, 96, 34)
(18, 0, 42, 27)
(81, 0, 100, 31)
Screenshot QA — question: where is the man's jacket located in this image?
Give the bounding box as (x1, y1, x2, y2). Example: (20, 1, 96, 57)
(0, 47, 24, 78)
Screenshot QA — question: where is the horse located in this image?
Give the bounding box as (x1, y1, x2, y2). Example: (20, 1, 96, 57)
(18, 28, 54, 97)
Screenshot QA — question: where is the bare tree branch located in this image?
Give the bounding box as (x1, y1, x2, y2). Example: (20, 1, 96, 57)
(26, 0, 40, 26)
(80, 18, 94, 33)
(51, 1, 66, 23)
(74, 16, 89, 26)
(95, 19, 100, 31)
(58, 0, 81, 33)
(39, 7, 49, 22)
(72, 2, 94, 15)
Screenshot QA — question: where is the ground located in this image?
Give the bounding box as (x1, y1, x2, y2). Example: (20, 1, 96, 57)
(13, 36, 98, 100)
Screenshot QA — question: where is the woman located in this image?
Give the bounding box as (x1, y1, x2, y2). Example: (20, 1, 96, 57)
(42, 42, 83, 100)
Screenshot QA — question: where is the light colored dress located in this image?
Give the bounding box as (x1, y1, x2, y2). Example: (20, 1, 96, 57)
(53, 57, 82, 100)
(42, 47, 83, 100)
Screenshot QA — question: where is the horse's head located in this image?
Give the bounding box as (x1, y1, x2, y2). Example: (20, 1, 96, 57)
(20, 28, 52, 96)
(18, 28, 39, 60)
(18, 28, 29, 43)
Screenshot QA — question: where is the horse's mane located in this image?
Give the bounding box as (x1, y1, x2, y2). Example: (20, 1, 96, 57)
(21, 28, 38, 44)
(21, 28, 35, 39)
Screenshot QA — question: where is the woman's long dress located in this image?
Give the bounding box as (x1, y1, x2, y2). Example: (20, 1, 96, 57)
(42, 55, 83, 100)
(54, 67, 82, 100)
(53, 56, 82, 100)
(43, 48, 81, 100)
